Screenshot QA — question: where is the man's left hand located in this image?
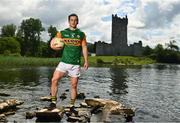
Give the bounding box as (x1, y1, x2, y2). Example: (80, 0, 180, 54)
(83, 62, 89, 70)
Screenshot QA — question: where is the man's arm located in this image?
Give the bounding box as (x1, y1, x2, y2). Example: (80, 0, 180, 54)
(82, 45, 89, 70)
(81, 33, 89, 70)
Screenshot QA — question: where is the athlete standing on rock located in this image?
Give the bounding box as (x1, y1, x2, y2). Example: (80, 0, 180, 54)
(50, 13, 89, 108)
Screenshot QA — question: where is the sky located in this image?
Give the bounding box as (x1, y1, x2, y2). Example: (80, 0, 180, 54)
(0, 0, 180, 47)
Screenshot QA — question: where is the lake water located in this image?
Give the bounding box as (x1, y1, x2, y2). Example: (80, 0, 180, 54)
(0, 64, 180, 122)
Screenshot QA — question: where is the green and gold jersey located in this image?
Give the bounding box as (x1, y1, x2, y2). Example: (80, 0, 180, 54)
(56, 28, 87, 65)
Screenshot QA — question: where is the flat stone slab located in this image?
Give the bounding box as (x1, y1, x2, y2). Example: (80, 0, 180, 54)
(36, 111, 62, 122)
(27, 98, 135, 122)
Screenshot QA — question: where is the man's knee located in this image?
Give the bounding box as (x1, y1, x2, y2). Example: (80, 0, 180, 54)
(51, 77, 59, 85)
(51, 71, 64, 84)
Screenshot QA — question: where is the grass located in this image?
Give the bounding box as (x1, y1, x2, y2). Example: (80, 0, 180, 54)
(0, 55, 60, 67)
(88, 56, 155, 66)
(0, 55, 156, 67)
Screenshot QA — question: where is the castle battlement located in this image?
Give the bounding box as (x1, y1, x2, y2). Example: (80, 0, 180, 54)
(112, 14, 128, 25)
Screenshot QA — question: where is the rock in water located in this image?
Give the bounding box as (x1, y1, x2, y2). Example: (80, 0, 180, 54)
(36, 108, 62, 122)
(0, 99, 24, 113)
(85, 98, 121, 107)
(65, 89, 69, 92)
(0, 99, 23, 122)
(40, 96, 51, 101)
(26, 112, 36, 119)
(36, 112, 61, 122)
(0, 114, 7, 122)
(77, 93, 86, 99)
(28, 98, 134, 122)
(59, 93, 67, 100)
(0, 93, 10, 97)
(94, 95, 100, 98)
(80, 102, 90, 108)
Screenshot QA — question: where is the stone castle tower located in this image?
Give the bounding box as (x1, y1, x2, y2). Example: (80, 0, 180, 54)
(95, 14, 142, 56)
(112, 14, 128, 47)
(112, 14, 129, 55)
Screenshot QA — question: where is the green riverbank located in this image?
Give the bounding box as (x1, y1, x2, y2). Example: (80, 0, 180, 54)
(0, 55, 156, 67)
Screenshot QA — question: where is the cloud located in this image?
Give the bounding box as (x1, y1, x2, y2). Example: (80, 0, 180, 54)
(141, 1, 180, 29)
(0, 0, 23, 25)
(127, 0, 180, 47)
(0, 0, 180, 47)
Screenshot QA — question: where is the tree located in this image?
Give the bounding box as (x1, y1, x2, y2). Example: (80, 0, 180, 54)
(15, 27, 23, 50)
(143, 42, 180, 63)
(48, 25, 57, 39)
(154, 44, 164, 53)
(0, 37, 20, 54)
(1, 24, 16, 37)
(19, 18, 44, 56)
(39, 41, 48, 57)
(143, 45, 153, 56)
(47, 25, 61, 57)
(87, 43, 95, 53)
(152, 44, 165, 62)
(165, 40, 179, 51)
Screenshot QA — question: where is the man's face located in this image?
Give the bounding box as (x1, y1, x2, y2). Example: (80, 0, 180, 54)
(69, 16, 78, 28)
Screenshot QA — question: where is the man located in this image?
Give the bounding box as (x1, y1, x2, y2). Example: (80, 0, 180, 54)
(50, 13, 88, 108)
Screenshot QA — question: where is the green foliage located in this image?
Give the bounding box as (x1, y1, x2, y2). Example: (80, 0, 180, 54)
(154, 49, 180, 63)
(39, 41, 49, 57)
(16, 28, 23, 45)
(9, 53, 21, 57)
(48, 25, 58, 38)
(0, 37, 21, 54)
(1, 21, 62, 58)
(46, 25, 62, 57)
(0, 56, 155, 67)
(1, 24, 16, 37)
(145, 41, 180, 63)
(165, 40, 179, 51)
(96, 58, 104, 64)
(0, 55, 60, 67)
(87, 43, 95, 53)
(3, 50, 11, 56)
(112, 58, 134, 65)
(143, 45, 153, 56)
(88, 56, 155, 66)
(19, 18, 45, 56)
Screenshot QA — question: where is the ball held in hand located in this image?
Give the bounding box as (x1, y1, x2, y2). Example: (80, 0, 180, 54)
(52, 37, 64, 48)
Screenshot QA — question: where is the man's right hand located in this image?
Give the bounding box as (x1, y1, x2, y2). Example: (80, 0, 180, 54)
(50, 37, 64, 51)
(52, 47, 63, 51)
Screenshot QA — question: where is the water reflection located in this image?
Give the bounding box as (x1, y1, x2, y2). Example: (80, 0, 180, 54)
(155, 64, 168, 70)
(110, 67, 128, 95)
(18, 67, 40, 86)
(0, 67, 48, 88)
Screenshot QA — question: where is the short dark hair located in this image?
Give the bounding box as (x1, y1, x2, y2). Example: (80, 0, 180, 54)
(68, 13, 79, 23)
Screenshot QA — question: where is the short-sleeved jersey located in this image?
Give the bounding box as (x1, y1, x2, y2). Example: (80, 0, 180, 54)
(56, 28, 87, 65)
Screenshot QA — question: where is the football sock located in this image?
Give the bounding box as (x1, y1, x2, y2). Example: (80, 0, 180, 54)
(70, 98, 76, 106)
(51, 96, 57, 104)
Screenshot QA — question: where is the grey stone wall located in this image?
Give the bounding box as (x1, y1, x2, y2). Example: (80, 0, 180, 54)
(96, 41, 113, 56)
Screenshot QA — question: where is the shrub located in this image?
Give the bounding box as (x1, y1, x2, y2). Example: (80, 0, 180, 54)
(96, 58, 104, 64)
(0, 37, 21, 54)
(3, 50, 11, 56)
